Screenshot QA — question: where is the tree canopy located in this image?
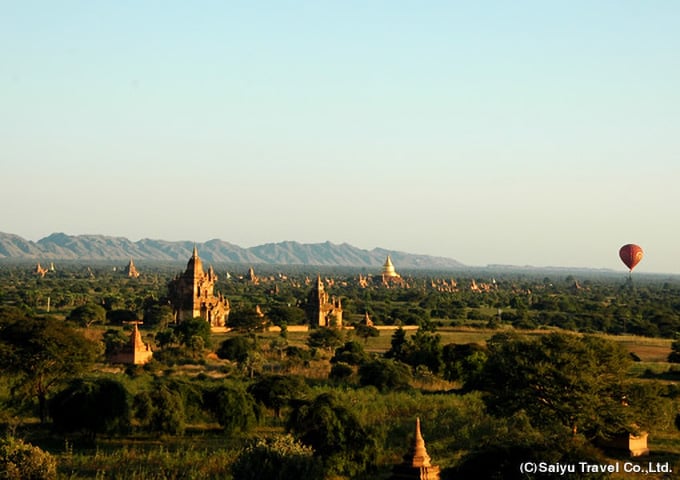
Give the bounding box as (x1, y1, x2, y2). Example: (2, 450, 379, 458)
(248, 375, 308, 418)
(306, 327, 344, 352)
(50, 377, 131, 437)
(175, 317, 212, 348)
(358, 358, 412, 392)
(479, 332, 653, 439)
(68, 303, 107, 328)
(228, 309, 270, 334)
(287, 392, 377, 477)
(0, 314, 99, 423)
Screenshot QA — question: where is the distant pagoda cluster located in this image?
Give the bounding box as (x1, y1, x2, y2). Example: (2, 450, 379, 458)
(33, 262, 56, 278)
(161, 250, 412, 330)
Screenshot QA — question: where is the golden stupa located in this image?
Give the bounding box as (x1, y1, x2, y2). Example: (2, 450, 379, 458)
(382, 255, 399, 278)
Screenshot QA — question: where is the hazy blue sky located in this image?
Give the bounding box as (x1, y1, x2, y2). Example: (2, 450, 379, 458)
(3, 1, 679, 273)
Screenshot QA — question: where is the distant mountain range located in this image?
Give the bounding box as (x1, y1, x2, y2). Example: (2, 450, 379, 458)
(0, 232, 465, 270)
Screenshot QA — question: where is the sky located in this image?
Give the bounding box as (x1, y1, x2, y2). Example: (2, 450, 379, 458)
(2, 1, 679, 273)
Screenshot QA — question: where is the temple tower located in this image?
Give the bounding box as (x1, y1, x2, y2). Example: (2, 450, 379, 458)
(246, 266, 259, 284)
(35, 263, 48, 278)
(168, 246, 230, 327)
(305, 275, 343, 328)
(125, 258, 140, 278)
(390, 418, 441, 480)
(108, 322, 153, 365)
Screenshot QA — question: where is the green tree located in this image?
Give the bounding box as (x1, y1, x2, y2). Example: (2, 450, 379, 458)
(668, 334, 680, 363)
(102, 328, 129, 357)
(132, 391, 153, 427)
(143, 304, 174, 329)
(442, 342, 488, 387)
(175, 317, 212, 348)
(209, 384, 259, 435)
(134, 384, 186, 435)
(0, 316, 98, 423)
(228, 309, 270, 334)
(479, 333, 645, 439)
(267, 305, 307, 326)
(354, 324, 379, 344)
(331, 340, 369, 365)
(154, 328, 177, 349)
(385, 327, 407, 361)
(329, 362, 354, 383)
(68, 303, 106, 328)
(306, 327, 344, 352)
(106, 309, 139, 325)
(269, 336, 288, 360)
(358, 358, 412, 392)
(50, 378, 131, 438)
(231, 435, 323, 480)
(216, 336, 256, 363)
(248, 375, 308, 418)
(287, 393, 377, 477)
(151, 387, 185, 435)
(403, 329, 443, 374)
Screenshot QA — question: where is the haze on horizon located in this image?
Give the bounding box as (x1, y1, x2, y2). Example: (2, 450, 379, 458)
(2, 2, 679, 274)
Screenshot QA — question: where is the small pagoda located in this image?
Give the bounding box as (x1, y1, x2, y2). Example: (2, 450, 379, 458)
(35, 263, 48, 278)
(108, 322, 153, 365)
(390, 418, 440, 480)
(125, 258, 140, 278)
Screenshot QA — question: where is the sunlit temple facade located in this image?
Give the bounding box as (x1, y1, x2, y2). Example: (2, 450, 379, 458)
(167, 246, 230, 327)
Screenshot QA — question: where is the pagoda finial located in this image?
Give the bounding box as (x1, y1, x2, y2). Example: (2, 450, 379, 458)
(192, 244, 199, 258)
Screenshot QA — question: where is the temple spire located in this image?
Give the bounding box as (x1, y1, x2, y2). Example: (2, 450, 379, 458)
(409, 417, 432, 467)
(390, 418, 440, 479)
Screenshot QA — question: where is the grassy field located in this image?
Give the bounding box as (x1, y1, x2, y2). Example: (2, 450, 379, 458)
(242, 326, 673, 361)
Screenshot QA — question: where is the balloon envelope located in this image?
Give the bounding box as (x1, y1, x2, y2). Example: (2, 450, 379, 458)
(619, 244, 644, 271)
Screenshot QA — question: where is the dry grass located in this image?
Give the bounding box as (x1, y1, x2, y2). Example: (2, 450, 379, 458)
(600, 334, 672, 362)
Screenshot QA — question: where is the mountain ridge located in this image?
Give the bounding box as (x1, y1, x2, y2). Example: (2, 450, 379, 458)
(0, 232, 464, 269)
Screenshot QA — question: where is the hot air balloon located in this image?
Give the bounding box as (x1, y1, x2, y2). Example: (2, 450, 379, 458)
(619, 244, 643, 272)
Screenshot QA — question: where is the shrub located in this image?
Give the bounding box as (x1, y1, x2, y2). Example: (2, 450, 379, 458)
(329, 362, 354, 382)
(231, 435, 323, 480)
(0, 436, 57, 480)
